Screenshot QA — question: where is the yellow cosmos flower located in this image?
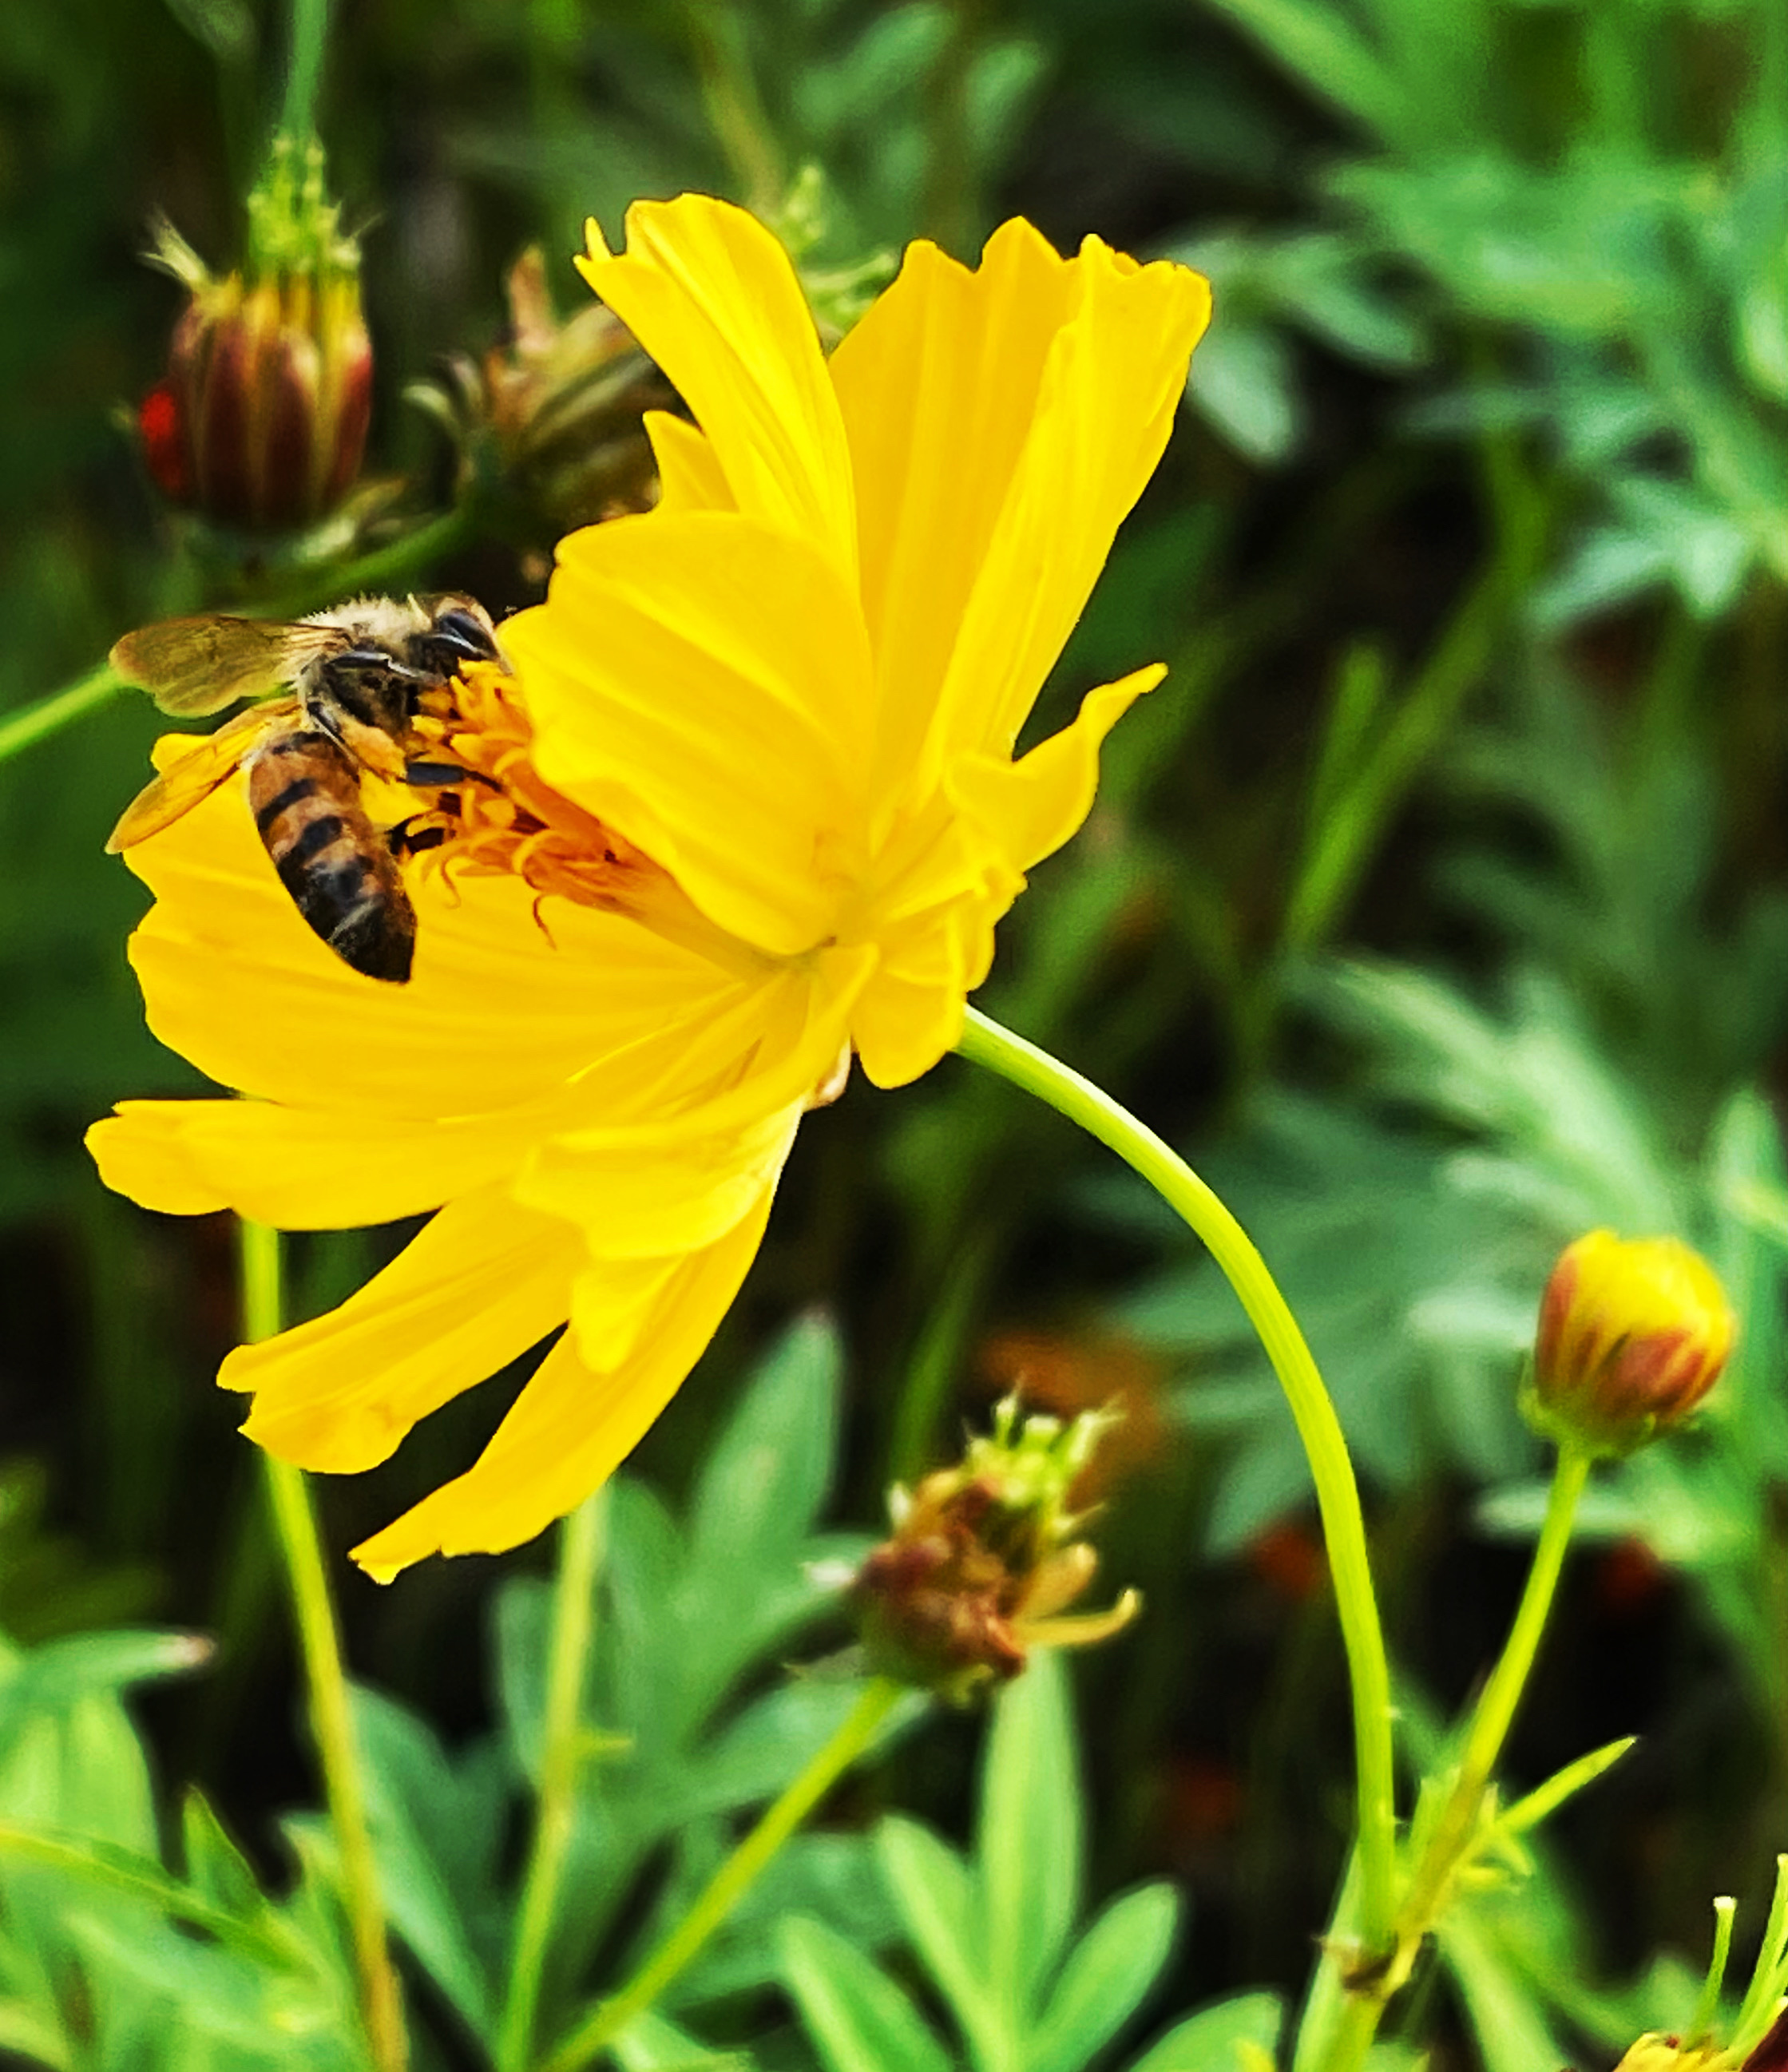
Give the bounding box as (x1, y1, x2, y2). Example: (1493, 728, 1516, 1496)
(87, 194, 1211, 1579)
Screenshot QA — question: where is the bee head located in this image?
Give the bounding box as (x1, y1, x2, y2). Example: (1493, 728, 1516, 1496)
(409, 604, 502, 684)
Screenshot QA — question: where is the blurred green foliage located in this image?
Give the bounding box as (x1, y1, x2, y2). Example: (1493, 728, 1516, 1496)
(6, 0, 1788, 2064)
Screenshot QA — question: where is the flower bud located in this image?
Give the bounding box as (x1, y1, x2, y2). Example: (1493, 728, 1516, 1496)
(1526, 1230, 1734, 1457)
(410, 246, 669, 544)
(137, 135, 371, 532)
(852, 1397, 1139, 1703)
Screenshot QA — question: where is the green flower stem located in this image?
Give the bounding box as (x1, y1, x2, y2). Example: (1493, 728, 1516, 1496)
(540, 1677, 903, 2072)
(239, 1219, 407, 2072)
(681, 1, 784, 218)
(1393, 1442, 1592, 1943)
(279, 0, 331, 141)
(1316, 1439, 1596, 2072)
(953, 1006, 1398, 1951)
(0, 660, 124, 767)
(0, 502, 478, 771)
(496, 1491, 608, 2072)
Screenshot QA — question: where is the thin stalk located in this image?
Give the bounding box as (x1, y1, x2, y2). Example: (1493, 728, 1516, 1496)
(1732, 1856, 1788, 2055)
(1316, 1441, 1595, 2072)
(953, 1007, 1397, 1954)
(1689, 1896, 1737, 2045)
(279, 0, 331, 142)
(682, 2, 783, 217)
(240, 1220, 407, 2072)
(497, 1492, 608, 2072)
(0, 502, 478, 770)
(890, 1223, 997, 1481)
(541, 1678, 903, 2072)
(922, 0, 983, 256)
(0, 660, 124, 767)
(1395, 1442, 1592, 1940)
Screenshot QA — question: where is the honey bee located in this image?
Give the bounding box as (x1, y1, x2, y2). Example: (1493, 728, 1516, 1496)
(108, 595, 504, 984)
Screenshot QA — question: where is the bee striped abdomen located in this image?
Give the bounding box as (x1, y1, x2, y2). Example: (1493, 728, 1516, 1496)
(247, 731, 417, 983)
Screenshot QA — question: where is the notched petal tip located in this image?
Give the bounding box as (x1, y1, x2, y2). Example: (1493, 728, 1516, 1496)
(85, 1104, 234, 1216)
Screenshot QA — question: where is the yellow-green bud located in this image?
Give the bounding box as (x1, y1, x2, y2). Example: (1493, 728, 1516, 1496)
(1526, 1230, 1734, 1457)
(410, 247, 669, 545)
(851, 1398, 1138, 1703)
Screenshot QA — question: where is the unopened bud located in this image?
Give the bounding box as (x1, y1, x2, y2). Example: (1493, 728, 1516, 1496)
(410, 246, 668, 541)
(853, 1398, 1138, 1703)
(1526, 1230, 1734, 1458)
(137, 135, 371, 532)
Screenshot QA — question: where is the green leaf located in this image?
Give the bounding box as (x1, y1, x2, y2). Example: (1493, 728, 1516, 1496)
(668, 1832, 898, 2010)
(157, 0, 256, 62)
(1127, 1991, 1284, 2072)
(0, 1826, 306, 1969)
(0, 1690, 163, 1859)
(684, 1314, 846, 1698)
(180, 1790, 263, 1918)
(680, 1678, 885, 1824)
(779, 1915, 953, 2072)
(348, 1688, 496, 2038)
(0, 1630, 209, 1754)
(979, 1651, 1081, 2019)
(0, 1998, 70, 2070)
(1186, 319, 1300, 464)
(612, 2007, 759, 2070)
(1497, 1738, 1635, 1837)
(1030, 1884, 1181, 2072)
(494, 1574, 554, 1781)
(1199, 0, 1398, 136)
(878, 1816, 998, 2057)
(1438, 1903, 1573, 2072)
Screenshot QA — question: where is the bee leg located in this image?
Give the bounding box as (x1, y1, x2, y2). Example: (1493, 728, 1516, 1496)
(389, 817, 448, 858)
(403, 758, 472, 787)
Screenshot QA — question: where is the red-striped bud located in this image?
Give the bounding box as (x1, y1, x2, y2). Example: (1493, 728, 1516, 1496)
(1526, 1230, 1734, 1457)
(137, 136, 371, 532)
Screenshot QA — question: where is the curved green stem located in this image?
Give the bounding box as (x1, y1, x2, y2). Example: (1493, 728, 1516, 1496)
(540, 1677, 903, 2072)
(953, 1007, 1397, 1951)
(0, 502, 478, 771)
(240, 1220, 407, 2072)
(497, 1491, 608, 2072)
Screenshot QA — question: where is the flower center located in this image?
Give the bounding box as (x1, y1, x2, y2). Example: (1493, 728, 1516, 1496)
(398, 662, 661, 917)
(396, 662, 778, 984)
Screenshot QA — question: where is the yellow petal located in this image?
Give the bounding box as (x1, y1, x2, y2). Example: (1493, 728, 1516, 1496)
(577, 196, 856, 578)
(120, 763, 749, 1116)
(829, 220, 1078, 817)
(514, 948, 874, 1258)
(86, 1097, 514, 1227)
(946, 664, 1162, 875)
(504, 511, 874, 957)
(934, 239, 1208, 763)
(850, 890, 1005, 1088)
(645, 409, 736, 515)
(351, 1189, 775, 1579)
(228, 1186, 582, 1472)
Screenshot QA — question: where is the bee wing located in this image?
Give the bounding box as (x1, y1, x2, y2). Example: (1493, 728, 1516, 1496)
(109, 617, 344, 716)
(106, 699, 303, 851)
